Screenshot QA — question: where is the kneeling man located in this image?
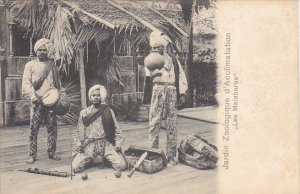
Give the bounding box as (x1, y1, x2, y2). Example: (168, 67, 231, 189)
(72, 85, 127, 173)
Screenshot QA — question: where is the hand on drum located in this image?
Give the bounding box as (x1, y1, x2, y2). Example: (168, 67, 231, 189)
(32, 96, 39, 103)
(151, 69, 162, 77)
(115, 146, 122, 152)
(31, 95, 41, 106)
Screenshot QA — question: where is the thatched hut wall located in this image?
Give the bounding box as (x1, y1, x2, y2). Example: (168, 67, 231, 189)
(2, 0, 189, 125)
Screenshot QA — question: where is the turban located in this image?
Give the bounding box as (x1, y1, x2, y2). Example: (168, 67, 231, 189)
(88, 84, 107, 102)
(149, 30, 173, 47)
(34, 38, 57, 59)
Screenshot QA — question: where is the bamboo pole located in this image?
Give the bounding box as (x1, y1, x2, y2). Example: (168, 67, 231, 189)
(78, 48, 87, 108)
(29, 36, 34, 57)
(0, 47, 4, 126)
(184, 0, 196, 108)
(62, 1, 115, 29)
(105, 0, 158, 32)
(8, 23, 14, 56)
(141, 3, 188, 37)
(184, 19, 193, 108)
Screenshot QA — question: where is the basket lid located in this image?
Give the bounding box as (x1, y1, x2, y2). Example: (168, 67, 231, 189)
(127, 145, 168, 167)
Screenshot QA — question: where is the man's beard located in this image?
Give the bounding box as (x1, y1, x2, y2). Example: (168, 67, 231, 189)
(158, 50, 164, 55)
(93, 102, 101, 108)
(38, 55, 48, 61)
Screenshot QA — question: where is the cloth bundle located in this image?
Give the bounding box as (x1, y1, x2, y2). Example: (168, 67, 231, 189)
(178, 135, 218, 170)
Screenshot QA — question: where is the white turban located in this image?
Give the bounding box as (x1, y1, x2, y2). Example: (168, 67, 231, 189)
(149, 30, 173, 47)
(88, 84, 107, 102)
(34, 38, 57, 59)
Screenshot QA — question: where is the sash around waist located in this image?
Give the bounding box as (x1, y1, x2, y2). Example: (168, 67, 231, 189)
(153, 82, 175, 86)
(83, 137, 106, 144)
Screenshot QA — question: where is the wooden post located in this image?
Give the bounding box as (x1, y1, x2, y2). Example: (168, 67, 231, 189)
(0, 47, 4, 126)
(8, 22, 14, 57)
(128, 39, 131, 56)
(184, 1, 195, 108)
(29, 36, 34, 57)
(78, 48, 87, 108)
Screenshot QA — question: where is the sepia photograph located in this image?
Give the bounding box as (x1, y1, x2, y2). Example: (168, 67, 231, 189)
(0, 0, 219, 193)
(0, 0, 299, 194)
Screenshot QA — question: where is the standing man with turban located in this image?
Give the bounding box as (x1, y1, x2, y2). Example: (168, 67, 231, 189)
(143, 31, 188, 166)
(22, 38, 62, 164)
(72, 85, 127, 173)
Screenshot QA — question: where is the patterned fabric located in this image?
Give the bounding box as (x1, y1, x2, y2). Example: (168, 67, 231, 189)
(82, 105, 108, 127)
(149, 85, 177, 157)
(72, 105, 126, 172)
(29, 103, 57, 158)
(178, 135, 218, 169)
(74, 105, 124, 147)
(72, 140, 126, 172)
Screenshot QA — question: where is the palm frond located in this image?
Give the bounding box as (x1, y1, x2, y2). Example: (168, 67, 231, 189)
(49, 5, 75, 74)
(57, 78, 81, 126)
(12, 1, 76, 74)
(179, 0, 216, 22)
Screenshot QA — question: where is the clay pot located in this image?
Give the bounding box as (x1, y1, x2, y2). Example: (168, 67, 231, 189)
(144, 51, 165, 71)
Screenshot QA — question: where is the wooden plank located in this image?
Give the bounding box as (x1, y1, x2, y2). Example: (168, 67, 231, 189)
(0, 138, 72, 156)
(4, 100, 30, 125)
(0, 116, 217, 194)
(5, 77, 25, 100)
(0, 7, 5, 126)
(121, 71, 136, 93)
(111, 72, 136, 95)
(77, 49, 87, 108)
(0, 125, 71, 137)
(115, 56, 134, 71)
(7, 56, 33, 76)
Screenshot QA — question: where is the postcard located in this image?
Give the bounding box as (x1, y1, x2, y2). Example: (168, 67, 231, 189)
(0, 0, 298, 194)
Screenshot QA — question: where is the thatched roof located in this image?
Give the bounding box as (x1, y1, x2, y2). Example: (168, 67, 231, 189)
(65, 0, 143, 30)
(9, 0, 216, 64)
(63, 0, 187, 39)
(9, 0, 189, 71)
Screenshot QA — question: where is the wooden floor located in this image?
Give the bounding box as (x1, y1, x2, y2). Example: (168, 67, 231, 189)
(0, 117, 218, 194)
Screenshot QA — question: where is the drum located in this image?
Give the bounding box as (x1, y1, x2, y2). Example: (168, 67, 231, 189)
(42, 88, 70, 115)
(42, 88, 60, 107)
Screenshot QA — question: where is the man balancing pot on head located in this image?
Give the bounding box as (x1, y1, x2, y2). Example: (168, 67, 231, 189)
(72, 85, 127, 173)
(143, 31, 188, 166)
(22, 38, 62, 164)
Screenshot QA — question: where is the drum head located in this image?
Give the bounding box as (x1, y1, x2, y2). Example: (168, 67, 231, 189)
(42, 88, 60, 107)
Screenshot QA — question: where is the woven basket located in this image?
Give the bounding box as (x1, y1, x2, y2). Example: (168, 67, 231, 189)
(124, 145, 167, 174)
